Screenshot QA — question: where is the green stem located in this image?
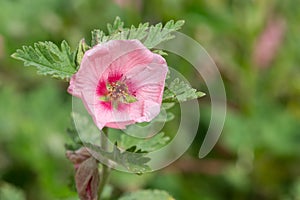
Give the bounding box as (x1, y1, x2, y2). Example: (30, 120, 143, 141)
(97, 127, 111, 200)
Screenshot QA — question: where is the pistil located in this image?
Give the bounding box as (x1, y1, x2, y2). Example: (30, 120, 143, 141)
(99, 81, 137, 109)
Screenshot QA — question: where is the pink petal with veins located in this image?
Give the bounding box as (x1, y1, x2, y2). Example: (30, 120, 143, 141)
(68, 40, 168, 130)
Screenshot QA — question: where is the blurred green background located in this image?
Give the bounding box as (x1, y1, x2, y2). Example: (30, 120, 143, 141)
(0, 0, 300, 199)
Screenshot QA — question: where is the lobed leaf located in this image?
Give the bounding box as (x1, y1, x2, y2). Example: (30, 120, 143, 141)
(12, 17, 185, 79)
(143, 20, 185, 49)
(163, 78, 206, 103)
(76, 39, 90, 66)
(91, 17, 185, 49)
(91, 29, 108, 46)
(11, 40, 77, 80)
(127, 23, 149, 40)
(107, 16, 125, 34)
(86, 142, 151, 174)
(118, 132, 170, 152)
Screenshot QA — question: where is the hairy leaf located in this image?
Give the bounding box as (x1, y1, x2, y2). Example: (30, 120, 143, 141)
(76, 39, 90, 66)
(163, 78, 205, 103)
(118, 132, 170, 152)
(143, 20, 184, 49)
(86, 142, 151, 174)
(91, 29, 107, 46)
(65, 116, 83, 151)
(90, 17, 184, 49)
(107, 16, 125, 34)
(11, 41, 77, 79)
(72, 113, 150, 174)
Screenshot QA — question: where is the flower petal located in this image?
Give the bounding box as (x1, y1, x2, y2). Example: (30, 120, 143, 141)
(128, 100, 161, 122)
(68, 40, 168, 130)
(125, 58, 167, 85)
(99, 40, 157, 80)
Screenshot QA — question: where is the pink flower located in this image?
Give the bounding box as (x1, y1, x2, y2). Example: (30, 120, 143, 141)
(252, 18, 286, 68)
(68, 40, 168, 130)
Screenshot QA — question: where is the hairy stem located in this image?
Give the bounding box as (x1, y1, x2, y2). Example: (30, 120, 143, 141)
(97, 127, 111, 200)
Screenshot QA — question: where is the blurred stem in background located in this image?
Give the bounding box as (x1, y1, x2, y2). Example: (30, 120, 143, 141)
(98, 127, 111, 200)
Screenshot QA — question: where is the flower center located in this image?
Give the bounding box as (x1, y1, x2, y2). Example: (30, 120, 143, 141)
(107, 81, 128, 101)
(99, 81, 137, 109)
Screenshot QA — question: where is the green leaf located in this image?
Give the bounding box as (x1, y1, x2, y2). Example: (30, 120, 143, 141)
(86, 142, 151, 174)
(152, 49, 168, 56)
(65, 115, 83, 151)
(107, 16, 125, 34)
(71, 110, 150, 174)
(118, 190, 175, 200)
(91, 17, 184, 49)
(65, 128, 82, 151)
(11, 40, 77, 80)
(143, 20, 185, 49)
(162, 102, 176, 110)
(91, 29, 107, 46)
(76, 39, 90, 66)
(118, 132, 170, 152)
(127, 23, 149, 41)
(163, 78, 206, 103)
(12, 17, 184, 79)
(155, 112, 175, 122)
